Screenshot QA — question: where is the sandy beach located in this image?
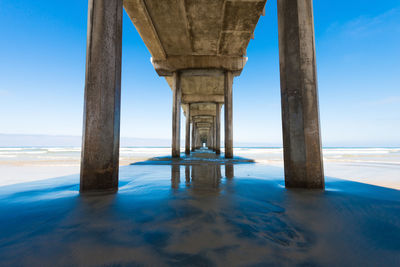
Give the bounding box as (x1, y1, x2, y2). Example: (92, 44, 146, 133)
(0, 148, 399, 266)
(1, 147, 399, 189)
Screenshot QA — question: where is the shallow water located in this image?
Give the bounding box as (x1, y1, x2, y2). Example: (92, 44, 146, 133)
(1, 146, 400, 189)
(0, 151, 399, 266)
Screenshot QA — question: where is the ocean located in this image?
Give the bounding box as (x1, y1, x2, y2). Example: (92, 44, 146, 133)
(0, 147, 399, 189)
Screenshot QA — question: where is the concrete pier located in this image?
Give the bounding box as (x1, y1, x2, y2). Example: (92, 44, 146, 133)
(124, 1, 268, 158)
(79, 0, 325, 190)
(277, 0, 324, 188)
(80, 0, 123, 193)
(224, 71, 234, 159)
(172, 72, 182, 158)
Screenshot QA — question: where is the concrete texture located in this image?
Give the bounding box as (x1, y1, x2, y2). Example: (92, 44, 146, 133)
(215, 104, 221, 154)
(185, 104, 191, 155)
(171, 72, 182, 158)
(224, 71, 234, 158)
(124, 0, 266, 59)
(80, 0, 123, 193)
(191, 123, 195, 152)
(277, 0, 324, 188)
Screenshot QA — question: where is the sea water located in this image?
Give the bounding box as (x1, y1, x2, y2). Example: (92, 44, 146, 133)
(0, 147, 399, 188)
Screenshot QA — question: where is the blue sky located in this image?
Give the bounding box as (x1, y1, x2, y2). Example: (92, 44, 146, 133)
(0, 0, 399, 147)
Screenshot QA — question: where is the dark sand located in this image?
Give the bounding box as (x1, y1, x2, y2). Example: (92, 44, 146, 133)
(0, 151, 399, 266)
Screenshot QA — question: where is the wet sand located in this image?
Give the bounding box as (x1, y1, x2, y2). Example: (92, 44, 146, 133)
(0, 150, 399, 266)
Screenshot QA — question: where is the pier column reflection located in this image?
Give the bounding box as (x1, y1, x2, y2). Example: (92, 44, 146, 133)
(185, 165, 191, 186)
(225, 163, 234, 179)
(171, 165, 180, 189)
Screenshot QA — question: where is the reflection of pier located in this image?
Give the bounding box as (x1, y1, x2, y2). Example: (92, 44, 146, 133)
(80, 0, 324, 192)
(135, 149, 242, 191)
(173, 163, 223, 193)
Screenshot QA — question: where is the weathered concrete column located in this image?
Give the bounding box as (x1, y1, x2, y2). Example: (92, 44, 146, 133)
(80, 0, 123, 193)
(185, 105, 191, 155)
(196, 130, 202, 148)
(194, 125, 198, 149)
(224, 71, 234, 158)
(211, 126, 215, 150)
(277, 0, 324, 189)
(215, 104, 221, 154)
(191, 122, 195, 151)
(172, 71, 182, 158)
(213, 116, 217, 152)
(209, 127, 214, 150)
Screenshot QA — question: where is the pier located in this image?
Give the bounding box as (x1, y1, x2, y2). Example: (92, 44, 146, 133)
(80, 0, 324, 192)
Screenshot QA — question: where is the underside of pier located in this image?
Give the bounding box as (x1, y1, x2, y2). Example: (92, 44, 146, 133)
(80, 0, 325, 192)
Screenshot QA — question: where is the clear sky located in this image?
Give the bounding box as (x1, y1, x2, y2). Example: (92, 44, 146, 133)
(0, 0, 399, 147)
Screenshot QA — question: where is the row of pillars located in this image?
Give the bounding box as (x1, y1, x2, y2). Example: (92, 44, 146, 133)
(188, 115, 218, 152)
(175, 75, 228, 158)
(80, 0, 324, 193)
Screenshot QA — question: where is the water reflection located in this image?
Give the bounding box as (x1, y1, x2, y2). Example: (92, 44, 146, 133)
(170, 163, 227, 192)
(129, 150, 255, 193)
(225, 163, 234, 179)
(3, 153, 399, 266)
(171, 165, 180, 189)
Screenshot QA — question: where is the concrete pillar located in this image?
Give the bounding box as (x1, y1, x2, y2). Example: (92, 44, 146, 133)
(193, 125, 197, 149)
(208, 128, 213, 150)
(197, 131, 202, 148)
(211, 127, 214, 150)
(277, 0, 324, 189)
(191, 122, 195, 151)
(224, 71, 234, 158)
(213, 116, 217, 152)
(185, 105, 191, 155)
(215, 104, 221, 154)
(172, 71, 182, 158)
(211, 126, 214, 150)
(80, 0, 123, 193)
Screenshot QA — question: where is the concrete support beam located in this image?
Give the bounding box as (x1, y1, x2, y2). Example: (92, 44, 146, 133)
(182, 94, 224, 104)
(212, 115, 216, 152)
(194, 126, 199, 149)
(190, 109, 217, 117)
(185, 104, 191, 155)
(80, 0, 123, 193)
(195, 131, 200, 148)
(208, 127, 214, 150)
(224, 71, 234, 158)
(152, 55, 247, 77)
(277, 0, 324, 189)
(172, 72, 182, 157)
(215, 104, 221, 154)
(191, 123, 195, 151)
